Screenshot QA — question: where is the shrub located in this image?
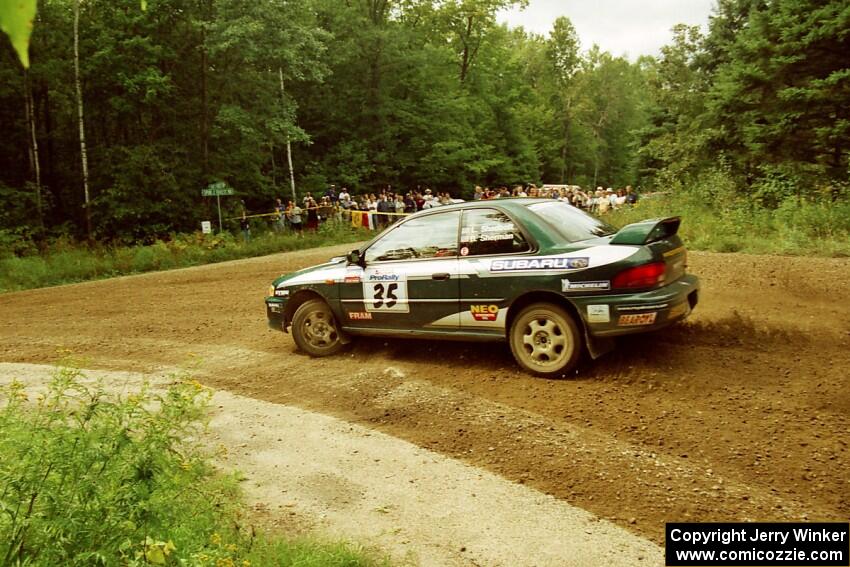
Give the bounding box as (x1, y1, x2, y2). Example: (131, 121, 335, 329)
(0, 365, 384, 567)
(608, 177, 850, 257)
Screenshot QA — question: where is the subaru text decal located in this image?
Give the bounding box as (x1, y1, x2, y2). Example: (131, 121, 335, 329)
(490, 257, 589, 272)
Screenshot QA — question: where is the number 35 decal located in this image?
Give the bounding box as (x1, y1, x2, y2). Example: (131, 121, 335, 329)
(363, 271, 409, 313)
(373, 282, 398, 308)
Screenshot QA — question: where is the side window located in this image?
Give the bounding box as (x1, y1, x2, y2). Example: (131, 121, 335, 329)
(365, 211, 460, 263)
(460, 209, 530, 256)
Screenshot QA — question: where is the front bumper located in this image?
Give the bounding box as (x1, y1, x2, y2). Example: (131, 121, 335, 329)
(573, 274, 700, 337)
(266, 297, 288, 331)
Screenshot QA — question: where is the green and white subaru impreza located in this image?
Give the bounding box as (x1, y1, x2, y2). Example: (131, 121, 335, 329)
(266, 198, 699, 376)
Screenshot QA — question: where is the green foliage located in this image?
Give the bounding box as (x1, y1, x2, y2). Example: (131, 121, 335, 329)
(641, 0, 850, 193)
(2, 0, 847, 244)
(608, 172, 850, 257)
(0, 223, 365, 293)
(1, 0, 655, 241)
(0, 365, 226, 565)
(0, 364, 386, 566)
(0, 0, 36, 67)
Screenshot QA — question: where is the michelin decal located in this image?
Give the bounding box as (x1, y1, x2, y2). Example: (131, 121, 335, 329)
(562, 279, 610, 292)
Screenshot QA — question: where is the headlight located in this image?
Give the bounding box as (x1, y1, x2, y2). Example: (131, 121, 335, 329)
(268, 285, 275, 298)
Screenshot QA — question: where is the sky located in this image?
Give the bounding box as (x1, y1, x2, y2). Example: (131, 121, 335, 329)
(497, 0, 717, 60)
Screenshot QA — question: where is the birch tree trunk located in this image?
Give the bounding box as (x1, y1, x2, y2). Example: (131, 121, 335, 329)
(24, 70, 44, 228)
(201, 0, 210, 177)
(278, 67, 297, 204)
(73, 0, 92, 240)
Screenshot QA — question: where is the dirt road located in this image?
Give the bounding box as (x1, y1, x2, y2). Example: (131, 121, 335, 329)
(1, 245, 848, 546)
(1, 362, 662, 566)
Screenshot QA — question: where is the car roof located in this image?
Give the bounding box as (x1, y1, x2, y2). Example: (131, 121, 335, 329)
(411, 197, 552, 216)
(402, 198, 567, 251)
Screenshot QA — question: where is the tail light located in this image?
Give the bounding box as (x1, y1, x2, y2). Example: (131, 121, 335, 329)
(612, 262, 666, 289)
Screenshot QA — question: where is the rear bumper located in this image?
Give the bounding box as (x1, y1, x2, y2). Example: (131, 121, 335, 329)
(573, 274, 699, 337)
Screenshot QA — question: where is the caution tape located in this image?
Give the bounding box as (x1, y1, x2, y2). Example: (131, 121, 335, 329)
(226, 206, 413, 221)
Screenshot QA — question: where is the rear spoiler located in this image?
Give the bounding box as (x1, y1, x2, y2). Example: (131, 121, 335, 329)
(610, 217, 681, 245)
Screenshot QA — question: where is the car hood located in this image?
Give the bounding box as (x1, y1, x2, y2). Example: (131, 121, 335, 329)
(272, 257, 346, 288)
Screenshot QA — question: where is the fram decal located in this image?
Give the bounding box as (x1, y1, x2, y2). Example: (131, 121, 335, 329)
(561, 279, 610, 292)
(618, 312, 657, 326)
(586, 304, 610, 323)
(490, 257, 590, 272)
(470, 304, 499, 321)
(274, 288, 289, 297)
(344, 275, 362, 283)
(348, 311, 373, 320)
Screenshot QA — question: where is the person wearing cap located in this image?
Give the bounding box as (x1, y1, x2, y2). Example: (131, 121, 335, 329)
(422, 189, 438, 209)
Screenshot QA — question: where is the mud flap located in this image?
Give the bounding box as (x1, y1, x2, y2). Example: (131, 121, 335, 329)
(339, 330, 353, 345)
(584, 330, 615, 360)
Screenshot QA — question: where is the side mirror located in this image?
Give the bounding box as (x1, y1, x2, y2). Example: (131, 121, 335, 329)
(346, 249, 363, 266)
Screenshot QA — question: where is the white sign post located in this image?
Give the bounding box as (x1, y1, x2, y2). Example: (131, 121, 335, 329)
(201, 182, 236, 232)
(201, 221, 212, 234)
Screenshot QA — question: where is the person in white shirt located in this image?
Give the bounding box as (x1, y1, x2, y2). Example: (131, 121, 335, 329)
(422, 189, 438, 209)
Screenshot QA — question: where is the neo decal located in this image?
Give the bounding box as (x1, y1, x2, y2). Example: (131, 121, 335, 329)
(470, 304, 499, 321)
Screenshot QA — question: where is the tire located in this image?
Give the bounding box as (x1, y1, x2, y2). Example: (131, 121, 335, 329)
(509, 302, 582, 377)
(291, 299, 345, 357)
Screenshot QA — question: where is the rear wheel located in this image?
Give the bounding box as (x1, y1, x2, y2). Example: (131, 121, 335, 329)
(509, 302, 582, 377)
(291, 299, 345, 357)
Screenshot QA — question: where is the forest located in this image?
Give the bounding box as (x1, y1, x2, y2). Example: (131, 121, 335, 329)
(0, 0, 848, 243)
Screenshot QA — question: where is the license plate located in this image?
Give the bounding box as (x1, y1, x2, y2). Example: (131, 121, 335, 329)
(618, 312, 657, 326)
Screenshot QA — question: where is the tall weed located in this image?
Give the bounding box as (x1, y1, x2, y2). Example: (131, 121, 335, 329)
(609, 174, 850, 256)
(0, 364, 385, 566)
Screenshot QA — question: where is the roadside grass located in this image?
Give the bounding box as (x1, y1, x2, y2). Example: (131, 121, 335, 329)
(0, 363, 387, 567)
(0, 222, 368, 293)
(607, 193, 850, 257)
(4, 190, 847, 295)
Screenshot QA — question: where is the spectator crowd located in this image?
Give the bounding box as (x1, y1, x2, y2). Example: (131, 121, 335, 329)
(265, 182, 639, 234)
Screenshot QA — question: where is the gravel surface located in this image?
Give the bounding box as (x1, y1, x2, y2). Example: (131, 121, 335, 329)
(1, 244, 848, 551)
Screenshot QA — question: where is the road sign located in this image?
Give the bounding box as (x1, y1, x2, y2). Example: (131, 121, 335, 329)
(202, 182, 235, 197)
(201, 182, 235, 232)
(201, 221, 212, 234)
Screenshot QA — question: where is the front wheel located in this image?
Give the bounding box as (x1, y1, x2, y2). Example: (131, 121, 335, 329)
(509, 302, 582, 377)
(291, 299, 346, 357)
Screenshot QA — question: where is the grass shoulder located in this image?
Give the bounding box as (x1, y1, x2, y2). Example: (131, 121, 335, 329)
(0, 223, 368, 293)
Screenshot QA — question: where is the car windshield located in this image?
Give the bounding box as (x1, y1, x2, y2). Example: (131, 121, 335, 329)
(527, 201, 616, 242)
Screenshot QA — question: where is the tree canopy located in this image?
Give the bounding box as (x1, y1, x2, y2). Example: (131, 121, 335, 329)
(0, 0, 847, 242)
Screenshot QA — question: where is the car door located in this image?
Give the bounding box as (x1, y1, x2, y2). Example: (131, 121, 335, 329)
(457, 208, 533, 332)
(339, 210, 461, 331)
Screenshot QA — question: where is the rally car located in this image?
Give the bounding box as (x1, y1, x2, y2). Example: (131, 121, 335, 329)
(265, 198, 699, 376)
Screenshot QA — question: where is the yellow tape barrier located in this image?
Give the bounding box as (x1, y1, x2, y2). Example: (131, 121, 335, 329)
(226, 206, 412, 222)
